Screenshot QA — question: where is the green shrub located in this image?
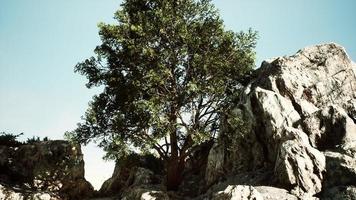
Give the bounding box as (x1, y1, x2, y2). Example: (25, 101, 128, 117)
(0, 132, 23, 147)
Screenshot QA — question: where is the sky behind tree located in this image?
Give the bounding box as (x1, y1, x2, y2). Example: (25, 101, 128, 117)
(1, 0, 355, 189)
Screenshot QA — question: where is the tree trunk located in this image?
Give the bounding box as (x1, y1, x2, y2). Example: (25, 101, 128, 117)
(166, 157, 185, 190)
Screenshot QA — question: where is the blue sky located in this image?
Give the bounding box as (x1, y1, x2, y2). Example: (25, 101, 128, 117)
(1, 0, 355, 189)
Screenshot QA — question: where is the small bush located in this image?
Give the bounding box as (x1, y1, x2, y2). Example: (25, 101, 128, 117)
(0, 132, 50, 146)
(26, 136, 50, 144)
(0, 132, 23, 147)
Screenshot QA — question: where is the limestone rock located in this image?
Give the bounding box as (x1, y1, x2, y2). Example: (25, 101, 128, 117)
(303, 105, 356, 149)
(253, 43, 356, 116)
(254, 186, 298, 200)
(274, 128, 325, 197)
(205, 43, 356, 198)
(212, 185, 263, 200)
(0, 140, 93, 199)
(99, 154, 163, 197)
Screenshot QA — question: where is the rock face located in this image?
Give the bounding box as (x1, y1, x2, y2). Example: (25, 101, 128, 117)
(205, 43, 356, 198)
(0, 140, 93, 200)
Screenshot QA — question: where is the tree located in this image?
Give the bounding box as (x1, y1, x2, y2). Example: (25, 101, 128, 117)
(67, 0, 257, 190)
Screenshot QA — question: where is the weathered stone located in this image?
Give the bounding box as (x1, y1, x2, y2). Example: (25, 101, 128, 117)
(302, 105, 356, 149)
(205, 143, 225, 186)
(253, 43, 356, 116)
(205, 43, 356, 199)
(254, 186, 298, 200)
(275, 128, 325, 197)
(205, 87, 302, 185)
(321, 186, 356, 200)
(0, 140, 93, 199)
(99, 154, 163, 197)
(121, 187, 169, 200)
(212, 185, 263, 200)
(323, 151, 356, 188)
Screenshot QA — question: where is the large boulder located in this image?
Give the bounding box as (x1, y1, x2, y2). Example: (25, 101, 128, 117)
(211, 185, 299, 200)
(254, 186, 298, 200)
(0, 140, 93, 199)
(205, 43, 356, 198)
(212, 185, 263, 200)
(99, 153, 163, 197)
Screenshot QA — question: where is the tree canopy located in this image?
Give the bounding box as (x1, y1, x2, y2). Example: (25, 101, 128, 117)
(67, 0, 257, 189)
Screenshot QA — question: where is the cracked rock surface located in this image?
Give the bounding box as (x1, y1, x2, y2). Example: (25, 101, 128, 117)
(206, 43, 356, 199)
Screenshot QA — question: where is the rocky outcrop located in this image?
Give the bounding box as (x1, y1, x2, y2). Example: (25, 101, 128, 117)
(88, 43, 355, 200)
(205, 43, 356, 198)
(0, 140, 93, 200)
(99, 153, 165, 199)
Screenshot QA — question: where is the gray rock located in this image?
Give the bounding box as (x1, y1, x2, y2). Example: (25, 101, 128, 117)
(205, 143, 225, 186)
(323, 151, 356, 188)
(321, 186, 356, 200)
(99, 154, 163, 198)
(275, 128, 325, 197)
(205, 43, 356, 199)
(302, 105, 356, 149)
(0, 141, 93, 199)
(254, 186, 298, 200)
(121, 187, 169, 200)
(254, 43, 356, 116)
(212, 185, 263, 200)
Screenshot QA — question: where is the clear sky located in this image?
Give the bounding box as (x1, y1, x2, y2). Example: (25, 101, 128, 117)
(1, 0, 355, 190)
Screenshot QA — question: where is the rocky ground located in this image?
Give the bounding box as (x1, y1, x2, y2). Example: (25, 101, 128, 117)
(1, 43, 355, 199)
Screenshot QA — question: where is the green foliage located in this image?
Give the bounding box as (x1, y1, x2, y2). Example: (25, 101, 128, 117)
(68, 0, 257, 178)
(0, 132, 51, 147)
(26, 136, 49, 144)
(0, 132, 23, 147)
